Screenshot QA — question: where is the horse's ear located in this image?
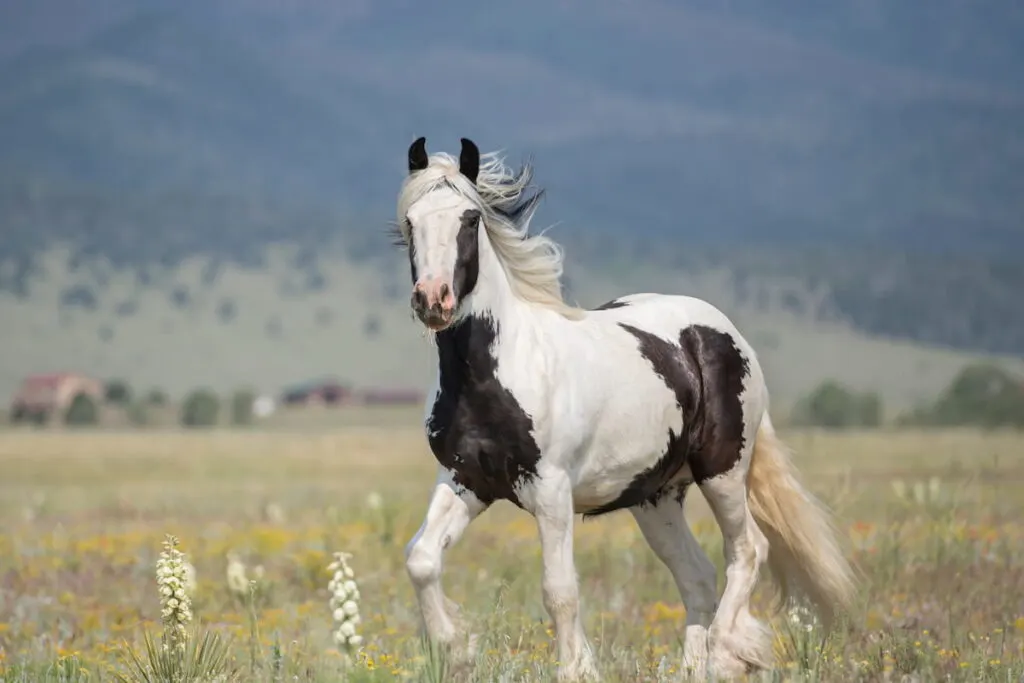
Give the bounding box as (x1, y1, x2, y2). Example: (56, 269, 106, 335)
(459, 138, 480, 184)
(408, 136, 428, 173)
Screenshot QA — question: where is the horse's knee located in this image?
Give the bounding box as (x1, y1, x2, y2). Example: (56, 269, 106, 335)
(405, 540, 440, 588)
(542, 576, 579, 615)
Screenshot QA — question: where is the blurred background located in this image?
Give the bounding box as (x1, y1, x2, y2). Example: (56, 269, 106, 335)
(2, 0, 1023, 430)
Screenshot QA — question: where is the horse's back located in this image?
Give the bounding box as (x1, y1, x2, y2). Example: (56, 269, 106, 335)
(596, 291, 768, 413)
(567, 291, 768, 515)
(590, 293, 757, 357)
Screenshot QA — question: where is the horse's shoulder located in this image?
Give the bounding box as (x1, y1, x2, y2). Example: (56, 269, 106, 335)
(425, 315, 543, 506)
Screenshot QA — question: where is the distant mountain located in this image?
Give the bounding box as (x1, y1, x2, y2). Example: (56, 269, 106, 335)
(0, 0, 1023, 389)
(0, 1, 1021, 252)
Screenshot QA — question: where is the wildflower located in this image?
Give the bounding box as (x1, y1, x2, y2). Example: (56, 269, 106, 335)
(787, 602, 816, 633)
(328, 551, 363, 656)
(366, 492, 383, 511)
(226, 552, 249, 596)
(182, 559, 197, 596)
(912, 481, 926, 505)
(156, 534, 193, 653)
(263, 502, 286, 524)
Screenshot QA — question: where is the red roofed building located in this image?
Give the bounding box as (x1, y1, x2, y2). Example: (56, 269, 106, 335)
(9, 372, 105, 423)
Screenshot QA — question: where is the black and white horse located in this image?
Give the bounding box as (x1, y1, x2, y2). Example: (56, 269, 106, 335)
(394, 137, 856, 681)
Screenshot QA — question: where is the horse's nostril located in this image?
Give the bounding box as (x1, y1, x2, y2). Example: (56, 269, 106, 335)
(439, 282, 450, 301)
(411, 289, 428, 311)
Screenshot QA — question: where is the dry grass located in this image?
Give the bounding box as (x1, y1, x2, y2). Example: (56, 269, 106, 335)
(1, 424, 1023, 681)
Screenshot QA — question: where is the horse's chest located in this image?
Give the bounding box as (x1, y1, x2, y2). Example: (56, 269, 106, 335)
(426, 383, 541, 507)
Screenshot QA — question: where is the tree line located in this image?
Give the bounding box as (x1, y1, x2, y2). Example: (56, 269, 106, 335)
(788, 363, 1024, 429)
(16, 381, 259, 429)
(8, 361, 1023, 431)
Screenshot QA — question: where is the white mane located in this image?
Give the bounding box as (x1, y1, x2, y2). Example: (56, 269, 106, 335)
(396, 149, 585, 320)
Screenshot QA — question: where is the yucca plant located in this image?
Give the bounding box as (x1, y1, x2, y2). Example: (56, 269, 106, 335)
(114, 626, 236, 683)
(114, 535, 238, 683)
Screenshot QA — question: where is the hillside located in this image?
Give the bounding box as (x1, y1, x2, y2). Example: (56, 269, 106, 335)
(4, 230, 1023, 415)
(1, 1, 1023, 408)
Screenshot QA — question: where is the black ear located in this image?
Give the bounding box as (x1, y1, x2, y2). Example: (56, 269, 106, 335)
(408, 136, 428, 173)
(459, 137, 480, 184)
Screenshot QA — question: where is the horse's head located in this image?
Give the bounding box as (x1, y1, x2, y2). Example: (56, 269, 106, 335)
(399, 136, 484, 332)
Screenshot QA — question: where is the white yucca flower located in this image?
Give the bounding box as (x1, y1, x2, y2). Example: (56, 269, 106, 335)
(226, 552, 249, 596)
(156, 534, 193, 653)
(787, 601, 817, 633)
(182, 559, 198, 596)
(327, 551, 363, 654)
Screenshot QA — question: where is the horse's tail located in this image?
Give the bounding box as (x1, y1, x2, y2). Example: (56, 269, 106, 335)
(746, 412, 857, 626)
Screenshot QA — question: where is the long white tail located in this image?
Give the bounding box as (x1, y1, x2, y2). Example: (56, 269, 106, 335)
(746, 413, 858, 626)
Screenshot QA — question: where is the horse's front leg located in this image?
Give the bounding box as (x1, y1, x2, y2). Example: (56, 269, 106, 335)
(532, 471, 599, 682)
(404, 469, 487, 667)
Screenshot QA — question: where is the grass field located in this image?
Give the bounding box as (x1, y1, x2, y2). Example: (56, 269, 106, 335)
(1, 418, 1023, 681)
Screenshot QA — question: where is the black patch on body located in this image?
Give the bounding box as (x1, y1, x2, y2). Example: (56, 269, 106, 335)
(453, 209, 480, 299)
(582, 324, 751, 519)
(426, 315, 541, 508)
(592, 297, 631, 310)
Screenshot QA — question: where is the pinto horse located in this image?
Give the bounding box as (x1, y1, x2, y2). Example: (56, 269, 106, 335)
(393, 137, 856, 681)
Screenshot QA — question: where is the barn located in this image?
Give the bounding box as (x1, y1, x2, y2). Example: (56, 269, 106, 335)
(8, 372, 105, 423)
(279, 378, 353, 407)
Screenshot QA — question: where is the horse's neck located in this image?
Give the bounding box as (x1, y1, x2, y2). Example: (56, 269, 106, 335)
(437, 251, 537, 385)
(463, 243, 518, 321)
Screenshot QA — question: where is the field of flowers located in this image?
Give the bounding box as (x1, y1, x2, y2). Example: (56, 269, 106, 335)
(1, 423, 1023, 681)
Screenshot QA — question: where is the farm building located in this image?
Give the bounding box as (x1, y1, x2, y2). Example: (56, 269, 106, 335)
(8, 372, 105, 422)
(359, 388, 424, 406)
(280, 379, 353, 407)
(278, 379, 424, 408)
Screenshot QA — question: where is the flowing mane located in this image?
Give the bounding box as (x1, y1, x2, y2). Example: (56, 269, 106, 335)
(395, 149, 584, 320)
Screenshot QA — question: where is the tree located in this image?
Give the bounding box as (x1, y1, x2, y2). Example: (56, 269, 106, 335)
(181, 389, 220, 428)
(104, 379, 132, 405)
(146, 389, 168, 406)
(856, 392, 883, 428)
(126, 401, 149, 426)
(65, 393, 99, 426)
(231, 389, 256, 426)
(901, 363, 1024, 428)
(791, 380, 884, 429)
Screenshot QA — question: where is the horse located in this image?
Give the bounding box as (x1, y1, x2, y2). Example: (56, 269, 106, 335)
(392, 137, 857, 681)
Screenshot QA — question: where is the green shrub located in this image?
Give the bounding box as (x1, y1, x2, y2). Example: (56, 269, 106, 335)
(180, 389, 220, 428)
(104, 379, 132, 405)
(791, 380, 883, 429)
(65, 393, 99, 426)
(146, 389, 168, 406)
(230, 389, 256, 426)
(127, 400, 149, 426)
(13, 406, 50, 426)
(900, 363, 1024, 428)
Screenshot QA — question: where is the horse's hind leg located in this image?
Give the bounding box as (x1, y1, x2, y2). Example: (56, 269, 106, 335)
(698, 445, 773, 679)
(630, 484, 718, 679)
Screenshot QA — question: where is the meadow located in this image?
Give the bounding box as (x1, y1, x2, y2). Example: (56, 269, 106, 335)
(1, 412, 1023, 681)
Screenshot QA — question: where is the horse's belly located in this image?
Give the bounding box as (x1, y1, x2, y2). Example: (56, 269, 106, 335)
(569, 441, 689, 513)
